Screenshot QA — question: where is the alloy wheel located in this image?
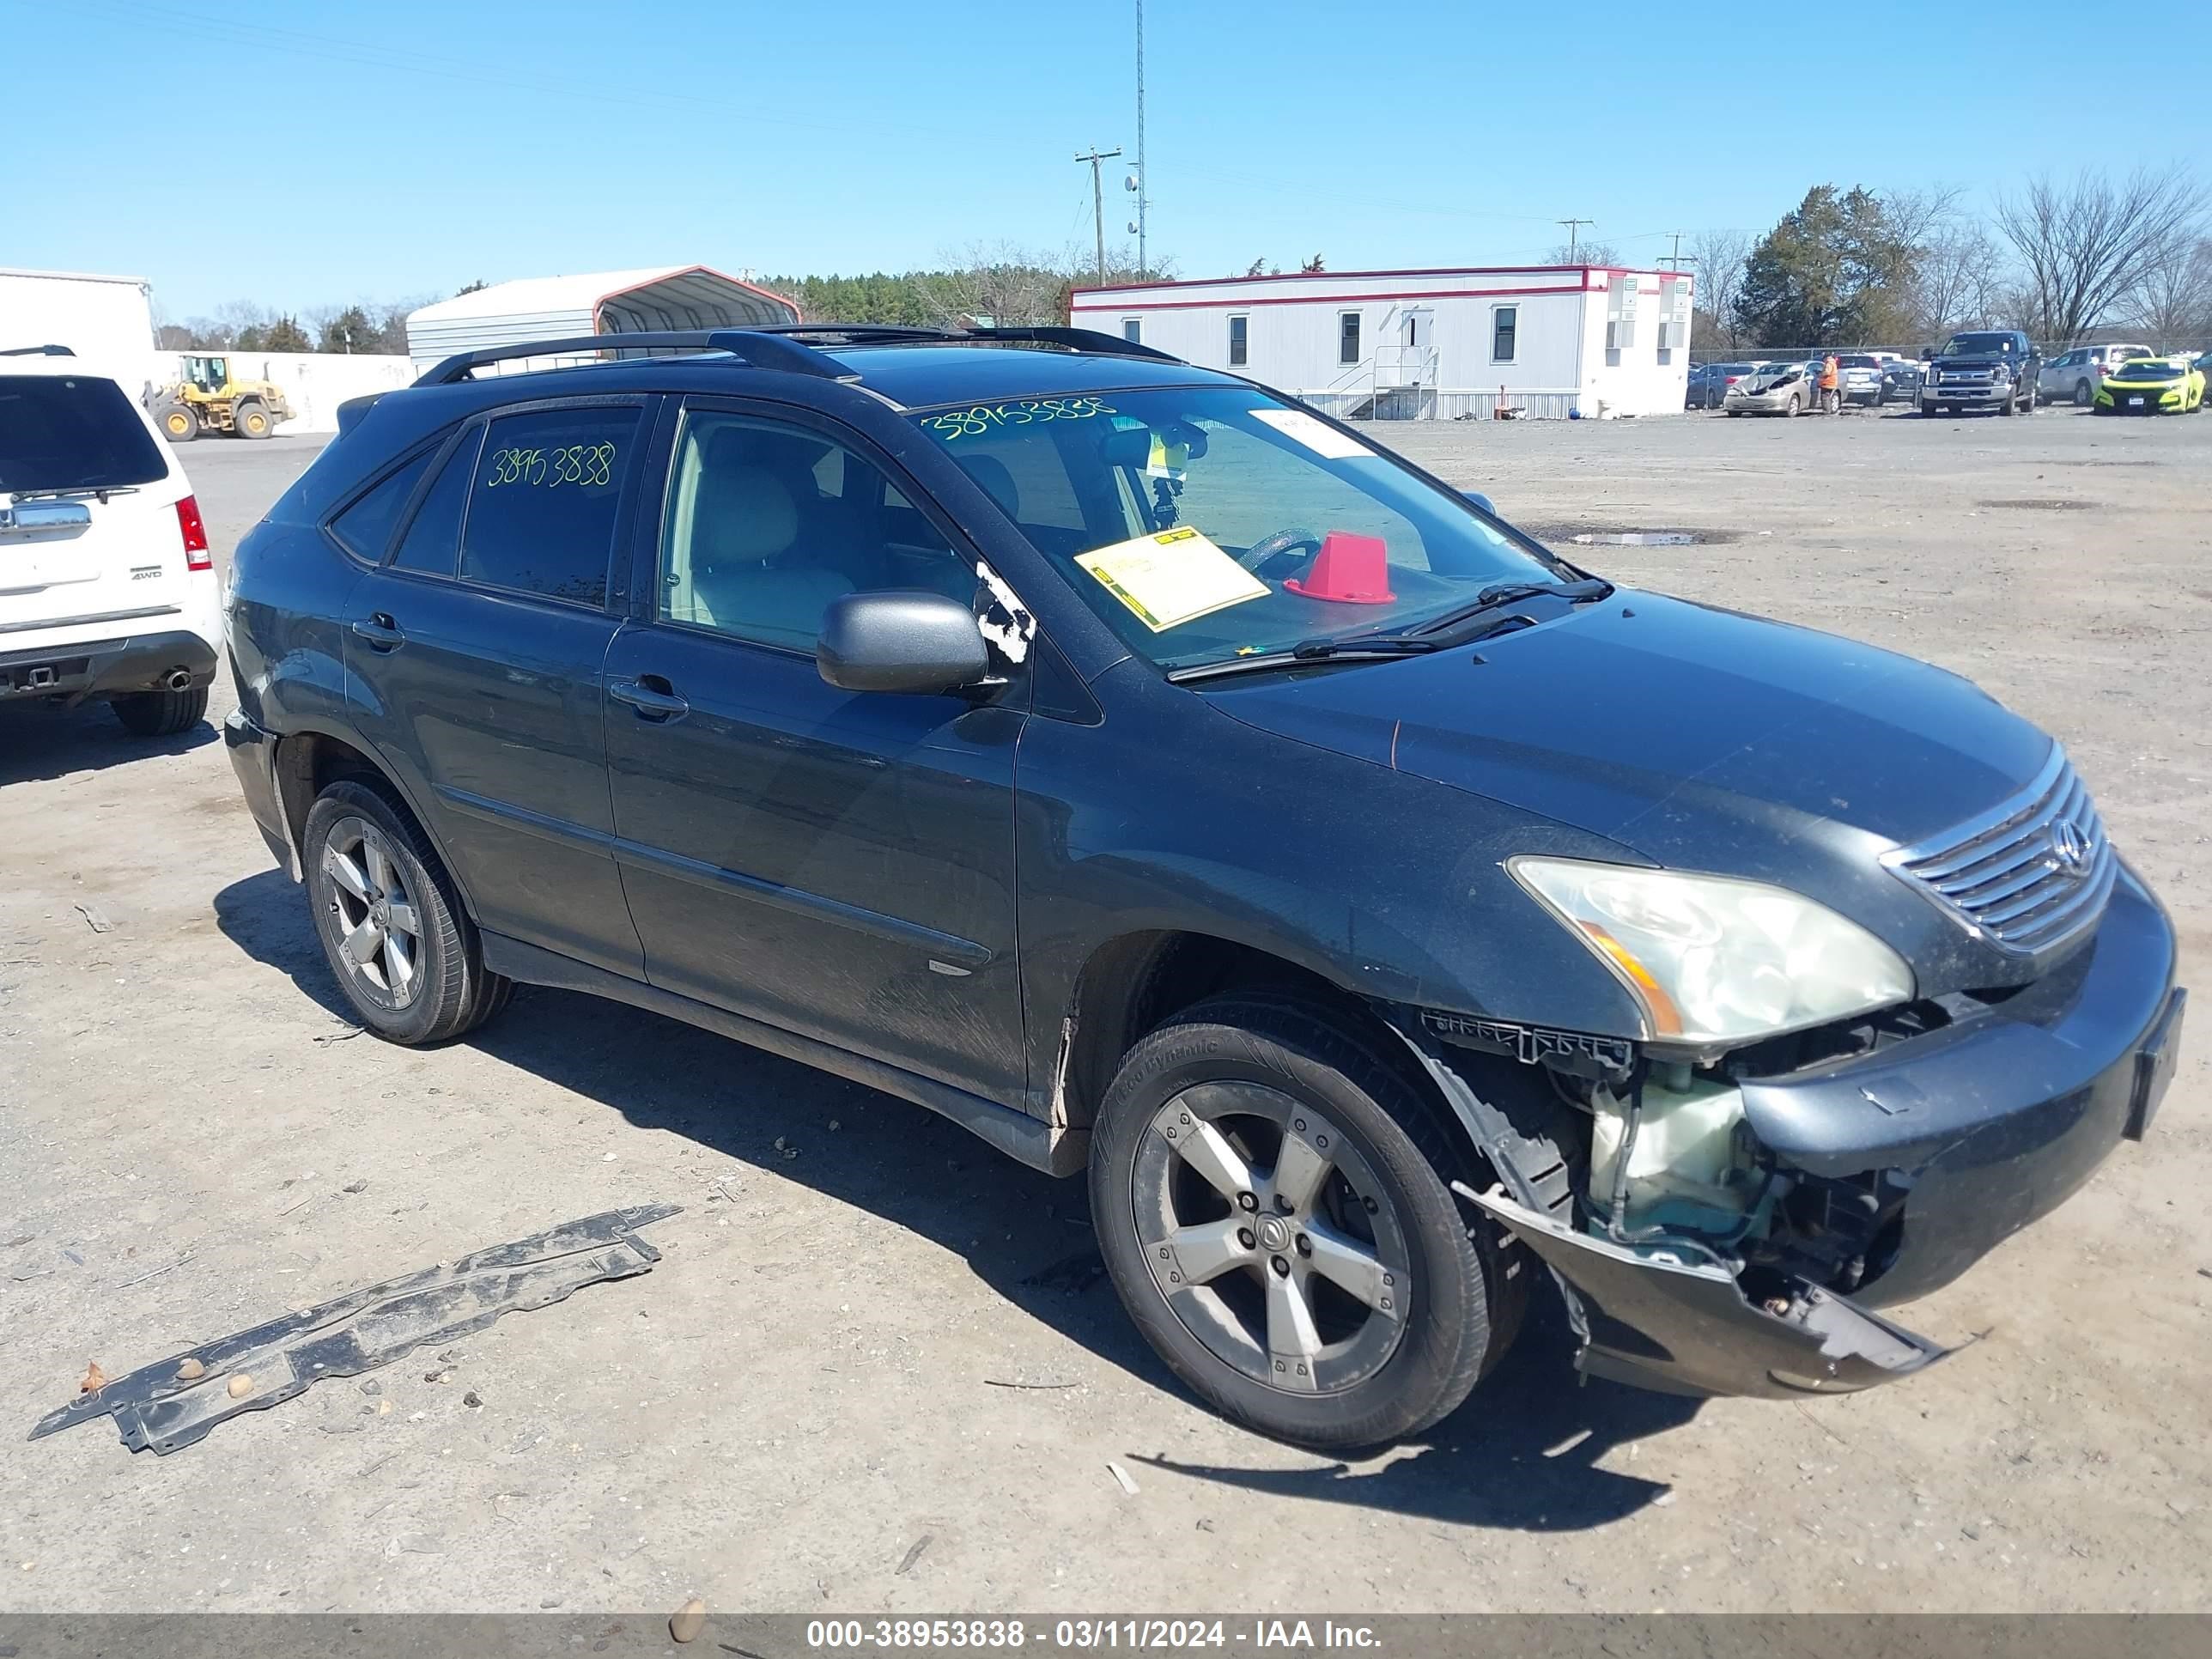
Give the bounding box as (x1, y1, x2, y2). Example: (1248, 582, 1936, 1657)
(1132, 1082, 1410, 1395)
(321, 816, 423, 1008)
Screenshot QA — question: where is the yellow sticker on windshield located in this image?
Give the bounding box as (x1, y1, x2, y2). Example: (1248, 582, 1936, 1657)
(1075, 526, 1269, 634)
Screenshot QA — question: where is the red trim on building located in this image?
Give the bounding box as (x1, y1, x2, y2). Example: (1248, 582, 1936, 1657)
(1073, 283, 1594, 314)
(1068, 262, 1692, 296)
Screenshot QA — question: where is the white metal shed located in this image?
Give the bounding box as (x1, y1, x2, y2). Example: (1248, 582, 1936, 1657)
(1070, 265, 1693, 420)
(405, 266, 800, 373)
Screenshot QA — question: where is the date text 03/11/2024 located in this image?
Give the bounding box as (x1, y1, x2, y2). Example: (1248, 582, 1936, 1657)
(803, 1618, 1383, 1650)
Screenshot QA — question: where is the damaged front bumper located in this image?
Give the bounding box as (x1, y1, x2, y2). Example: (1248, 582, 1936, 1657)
(1425, 863, 2183, 1401)
(1459, 1182, 1948, 1396)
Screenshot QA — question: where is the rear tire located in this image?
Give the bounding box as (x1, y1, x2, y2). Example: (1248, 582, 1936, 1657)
(303, 777, 511, 1046)
(2074, 380, 2093, 407)
(233, 400, 274, 439)
(158, 404, 198, 442)
(1089, 996, 1522, 1449)
(111, 684, 209, 737)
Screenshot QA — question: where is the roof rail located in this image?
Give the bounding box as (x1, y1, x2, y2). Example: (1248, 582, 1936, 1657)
(412, 329, 853, 388)
(744, 323, 965, 344)
(962, 325, 1181, 363)
(0, 343, 76, 357)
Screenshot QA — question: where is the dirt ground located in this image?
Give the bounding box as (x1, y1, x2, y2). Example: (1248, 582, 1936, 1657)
(2, 405, 2208, 1616)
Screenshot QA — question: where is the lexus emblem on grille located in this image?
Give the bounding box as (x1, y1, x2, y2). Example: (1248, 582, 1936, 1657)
(2048, 817, 2092, 876)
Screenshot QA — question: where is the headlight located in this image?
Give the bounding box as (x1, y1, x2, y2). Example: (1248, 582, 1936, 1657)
(1508, 858, 1914, 1046)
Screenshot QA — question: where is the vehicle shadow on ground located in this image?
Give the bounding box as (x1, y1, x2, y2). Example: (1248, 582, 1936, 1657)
(0, 702, 217, 787)
(213, 865, 1692, 1534)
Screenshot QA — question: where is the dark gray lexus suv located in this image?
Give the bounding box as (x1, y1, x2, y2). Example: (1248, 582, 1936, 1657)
(222, 325, 2184, 1447)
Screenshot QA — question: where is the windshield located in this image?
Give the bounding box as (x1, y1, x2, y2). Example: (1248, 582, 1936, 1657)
(1941, 332, 2015, 356)
(908, 386, 1565, 671)
(2112, 361, 2180, 380)
(0, 374, 167, 494)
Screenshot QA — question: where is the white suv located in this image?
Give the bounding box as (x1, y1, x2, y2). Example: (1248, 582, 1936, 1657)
(1, 346, 220, 736)
(2038, 343, 2155, 408)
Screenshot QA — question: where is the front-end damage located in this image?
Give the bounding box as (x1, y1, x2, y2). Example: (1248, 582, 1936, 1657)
(1390, 1010, 1954, 1398)
(1386, 851, 2186, 1399)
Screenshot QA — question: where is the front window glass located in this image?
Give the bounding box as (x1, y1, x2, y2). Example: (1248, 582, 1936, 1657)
(910, 388, 1563, 672)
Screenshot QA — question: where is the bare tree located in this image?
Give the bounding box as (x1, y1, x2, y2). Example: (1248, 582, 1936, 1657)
(1686, 229, 1753, 348)
(2129, 235, 2212, 344)
(1913, 222, 2008, 337)
(1541, 240, 1620, 267)
(1995, 166, 2209, 343)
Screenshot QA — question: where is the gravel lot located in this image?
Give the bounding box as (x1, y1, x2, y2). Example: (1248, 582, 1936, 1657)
(3, 406, 2208, 1616)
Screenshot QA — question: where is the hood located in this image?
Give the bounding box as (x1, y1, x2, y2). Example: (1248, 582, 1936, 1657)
(1206, 591, 2053, 871)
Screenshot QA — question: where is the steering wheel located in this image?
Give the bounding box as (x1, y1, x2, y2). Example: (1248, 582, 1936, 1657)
(1237, 526, 1324, 575)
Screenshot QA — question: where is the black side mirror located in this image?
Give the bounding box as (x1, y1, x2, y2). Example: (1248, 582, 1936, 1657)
(1919, 346, 1933, 361)
(817, 590, 991, 696)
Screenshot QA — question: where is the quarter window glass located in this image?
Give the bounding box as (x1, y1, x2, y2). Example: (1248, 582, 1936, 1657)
(391, 428, 481, 575)
(329, 449, 433, 562)
(460, 407, 638, 605)
(660, 412, 975, 653)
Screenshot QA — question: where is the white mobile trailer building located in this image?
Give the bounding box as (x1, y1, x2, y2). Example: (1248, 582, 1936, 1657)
(1070, 265, 1693, 420)
(405, 265, 801, 375)
(0, 267, 166, 396)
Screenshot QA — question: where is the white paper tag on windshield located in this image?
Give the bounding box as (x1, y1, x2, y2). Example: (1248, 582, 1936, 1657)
(1075, 526, 1268, 633)
(1249, 407, 1374, 460)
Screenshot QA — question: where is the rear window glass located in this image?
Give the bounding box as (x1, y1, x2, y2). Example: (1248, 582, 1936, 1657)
(459, 406, 639, 606)
(0, 374, 167, 494)
(328, 449, 434, 562)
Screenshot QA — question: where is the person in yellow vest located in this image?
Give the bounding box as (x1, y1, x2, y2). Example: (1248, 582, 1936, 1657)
(1820, 352, 1842, 415)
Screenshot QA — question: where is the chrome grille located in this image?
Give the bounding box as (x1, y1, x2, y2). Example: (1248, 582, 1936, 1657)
(1883, 745, 2116, 956)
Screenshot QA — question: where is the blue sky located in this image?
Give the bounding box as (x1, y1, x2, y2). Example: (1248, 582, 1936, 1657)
(9, 0, 2209, 319)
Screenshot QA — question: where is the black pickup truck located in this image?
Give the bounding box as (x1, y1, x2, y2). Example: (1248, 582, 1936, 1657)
(1919, 329, 2039, 417)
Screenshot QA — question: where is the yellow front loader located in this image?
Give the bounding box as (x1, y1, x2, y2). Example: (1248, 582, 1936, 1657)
(153, 355, 294, 441)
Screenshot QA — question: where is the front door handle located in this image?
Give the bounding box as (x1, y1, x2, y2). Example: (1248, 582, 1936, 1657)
(350, 613, 404, 651)
(608, 676, 689, 721)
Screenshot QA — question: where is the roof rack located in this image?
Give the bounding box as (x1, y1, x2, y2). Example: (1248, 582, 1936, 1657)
(0, 343, 76, 357)
(413, 329, 853, 388)
(961, 325, 1181, 363)
(744, 323, 964, 344)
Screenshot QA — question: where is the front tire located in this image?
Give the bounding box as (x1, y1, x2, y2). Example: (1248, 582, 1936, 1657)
(303, 778, 511, 1045)
(1090, 997, 1519, 1449)
(111, 684, 208, 736)
(159, 404, 198, 442)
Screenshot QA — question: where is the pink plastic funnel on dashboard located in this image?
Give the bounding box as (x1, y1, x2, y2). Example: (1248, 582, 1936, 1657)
(1284, 532, 1395, 605)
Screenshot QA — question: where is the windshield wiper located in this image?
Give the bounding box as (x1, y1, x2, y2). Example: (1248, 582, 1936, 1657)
(1165, 635, 1441, 684)
(1407, 576, 1613, 640)
(7, 483, 141, 502)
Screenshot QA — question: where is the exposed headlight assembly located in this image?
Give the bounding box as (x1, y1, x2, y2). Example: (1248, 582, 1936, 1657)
(1509, 858, 1915, 1047)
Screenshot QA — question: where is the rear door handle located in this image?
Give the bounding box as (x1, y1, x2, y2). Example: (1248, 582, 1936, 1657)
(608, 676, 689, 721)
(350, 613, 404, 650)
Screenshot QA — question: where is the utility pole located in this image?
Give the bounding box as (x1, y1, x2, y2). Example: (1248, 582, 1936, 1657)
(1663, 229, 1687, 270)
(1557, 218, 1594, 262)
(1075, 146, 1123, 289)
(1134, 0, 1147, 280)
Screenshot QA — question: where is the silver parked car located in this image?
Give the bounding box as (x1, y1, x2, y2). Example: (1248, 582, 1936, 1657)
(2038, 343, 2156, 407)
(1723, 359, 1823, 416)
